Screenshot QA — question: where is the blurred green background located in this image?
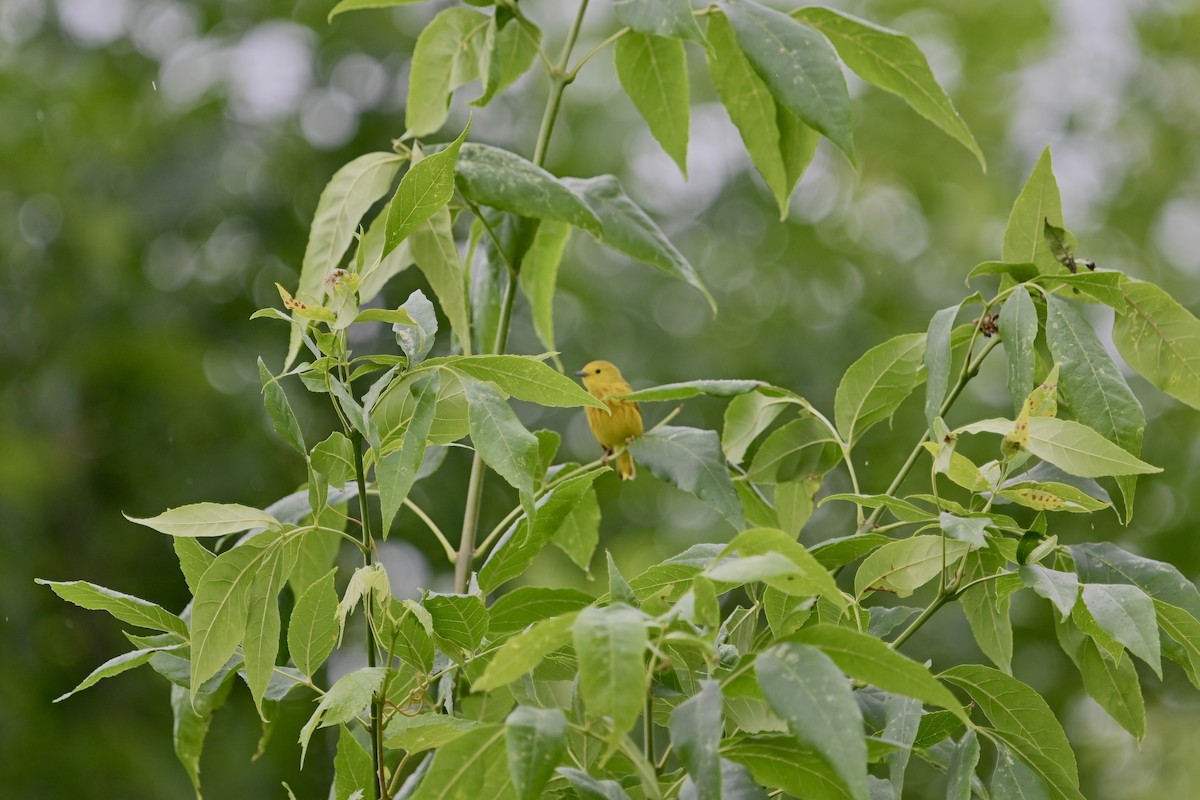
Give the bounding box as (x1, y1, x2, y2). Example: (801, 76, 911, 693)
(5, 0, 1200, 796)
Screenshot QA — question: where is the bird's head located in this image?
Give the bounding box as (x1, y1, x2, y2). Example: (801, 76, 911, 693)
(576, 360, 624, 389)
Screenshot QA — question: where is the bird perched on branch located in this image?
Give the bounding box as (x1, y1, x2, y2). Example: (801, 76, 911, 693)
(577, 360, 643, 480)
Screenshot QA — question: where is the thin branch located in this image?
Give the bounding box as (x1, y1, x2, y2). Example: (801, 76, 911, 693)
(403, 498, 456, 563)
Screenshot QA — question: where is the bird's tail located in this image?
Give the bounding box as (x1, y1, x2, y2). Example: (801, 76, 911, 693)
(616, 450, 636, 481)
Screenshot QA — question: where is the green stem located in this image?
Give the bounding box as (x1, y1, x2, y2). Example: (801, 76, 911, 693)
(855, 335, 1001, 535)
(352, 430, 384, 800)
(890, 591, 950, 650)
(403, 497, 456, 563)
(453, 0, 590, 594)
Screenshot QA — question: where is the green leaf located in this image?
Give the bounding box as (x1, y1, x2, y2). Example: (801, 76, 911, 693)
(558, 768, 631, 800)
(1054, 615, 1145, 740)
(723, 390, 790, 465)
(1154, 600, 1200, 689)
(190, 534, 280, 698)
(476, 12, 541, 107)
(518, 221, 570, 357)
(357, 210, 414, 304)
(624, 379, 766, 403)
(479, 469, 605, 593)
(792, 625, 969, 722)
(670, 681, 723, 800)
(629, 425, 744, 529)
(474, 612, 578, 691)
(1045, 294, 1145, 519)
(461, 377, 538, 498)
(1002, 148, 1066, 274)
(409, 206, 472, 355)
(242, 545, 290, 715)
(1040, 271, 1126, 309)
(258, 359, 305, 455)
(834, 333, 926, 445)
(883, 695, 922, 795)
(614, 0, 707, 45)
(999, 286, 1038, 416)
(790, 7, 984, 168)
(174, 538, 214, 595)
(328, 0, 427, 22)
(721, 734, 856, 800)
(945, 730, 980, 800)
(746, 415, 841, 484)
(615, 33, 690, 176)
(311, 431, 355, 486)
(387, 123, 471, 255)
(991, 744, 1053, 800)
(384, 714, 478, 753)
(1080, 583, 1161, 677)
(1019, 565, 1078, 622)
(375, 368, 470, 447)
(487, 587, 592, 638)
(290, 152, 404, 367)
(456, 143, 601, 235)
(506, 706, 567, 800)
(378, 371, 439, 535)
(854, 535, 971, 598)
(939, 513, 988, 548)
(1112, 278, 1200, 411)
(54, 644, 183, 703)
(562, 175, 715, 311)
(718, 527, 845, 606)
(923, 306, 958, 434)
(940, 665, 1082, 800)
(705, 10, 818, 218)
(553, 485, 601, 571)
(959, 549, 1014, 673)
(1069, 543, 1200, 618)
(334, 726, 373, 800)
(810, 533, 892, 570)
(998, 481, 1110, 513)
(424, 593, 489, 661)
(431, 354, 606, 409)
(404, 8, 490, 137)
(36, 580, 188, 638)
(721, 0, 853, 162)
(299, 667, 388, 763)
(288, 568, 339, 677)
(124, 502, 281, 538)
(408, 725, 514, 800)
(756, 643, 868, 800)
(1021, 416, 1160, 477)
(575, 604, 649, 743)
(607, 551, 638, 606)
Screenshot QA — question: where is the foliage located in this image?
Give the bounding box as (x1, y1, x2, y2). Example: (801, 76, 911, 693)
(33, 1, 1200, 799)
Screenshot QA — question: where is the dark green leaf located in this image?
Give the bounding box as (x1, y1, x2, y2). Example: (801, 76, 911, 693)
(1080, 583, 1161, 677)
(424, 593, 489, 661)
(883, 695, 922, 795)
(408, 725, 514, 800)
(999, 286, 1038, 416)
(746, 415, 841, 484)
(404, 9, 490, 136)
(924, 305, 957, 434)
(1054, 614, 1145, 740)
(384, 714, 478, 753)
(624, 379, 766, 403)
(259, 359, 305, 454)
(557, 768, 631, 800)
(575, 604, 648, 743)
(940, 665, 1082, 800)
(334, 726, 374, 800)
(299, 667, 388, 763)
(1019, 565, 1078, 622)
(791, 7, 983, 168)
(630, 426, 744, 530)
(461, 377, 538, 498)
(614, 0, 707, 45)
(1069, 543, 1200, 618)
(756, 642, 868, 800)
(1046, 293, 1145, 519)
(409, 207, 472, 355)
(456, 143, 601, 235)
(37, 579, 188, 638)
(722, 0, 854, 162)
(487, 587, 592, 639)
(430, 354, 606, 408)
(670, 681, 723, 799)
(474, 612, 578, 691)
(517, 221, 570, 356)
(723, 390, 790, 465)
(945, 730, 980, 800)
(959, 549, 1013, 673)
(553, 485, 601, 571)
(854, 536, 971, 598)
(288, 568, 339, 678)
(991, 744, 1053, 800)
(562, 175, 715, 310)
(722, 734, 857, 800)
(792, 625, 968, 721)
(378, 371, 439, 534)
(506, 706, 567, 800)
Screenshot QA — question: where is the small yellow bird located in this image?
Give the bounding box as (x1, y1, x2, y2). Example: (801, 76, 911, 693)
(577, 360, 643, 480)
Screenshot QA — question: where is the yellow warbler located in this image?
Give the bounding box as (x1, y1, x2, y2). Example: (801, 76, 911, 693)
(577, 360, 643, 480)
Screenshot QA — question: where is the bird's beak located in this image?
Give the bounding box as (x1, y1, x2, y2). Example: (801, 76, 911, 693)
(574, 369, 587, 376)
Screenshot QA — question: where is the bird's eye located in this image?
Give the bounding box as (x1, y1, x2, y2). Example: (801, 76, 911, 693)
(594, 368, 601, 374)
